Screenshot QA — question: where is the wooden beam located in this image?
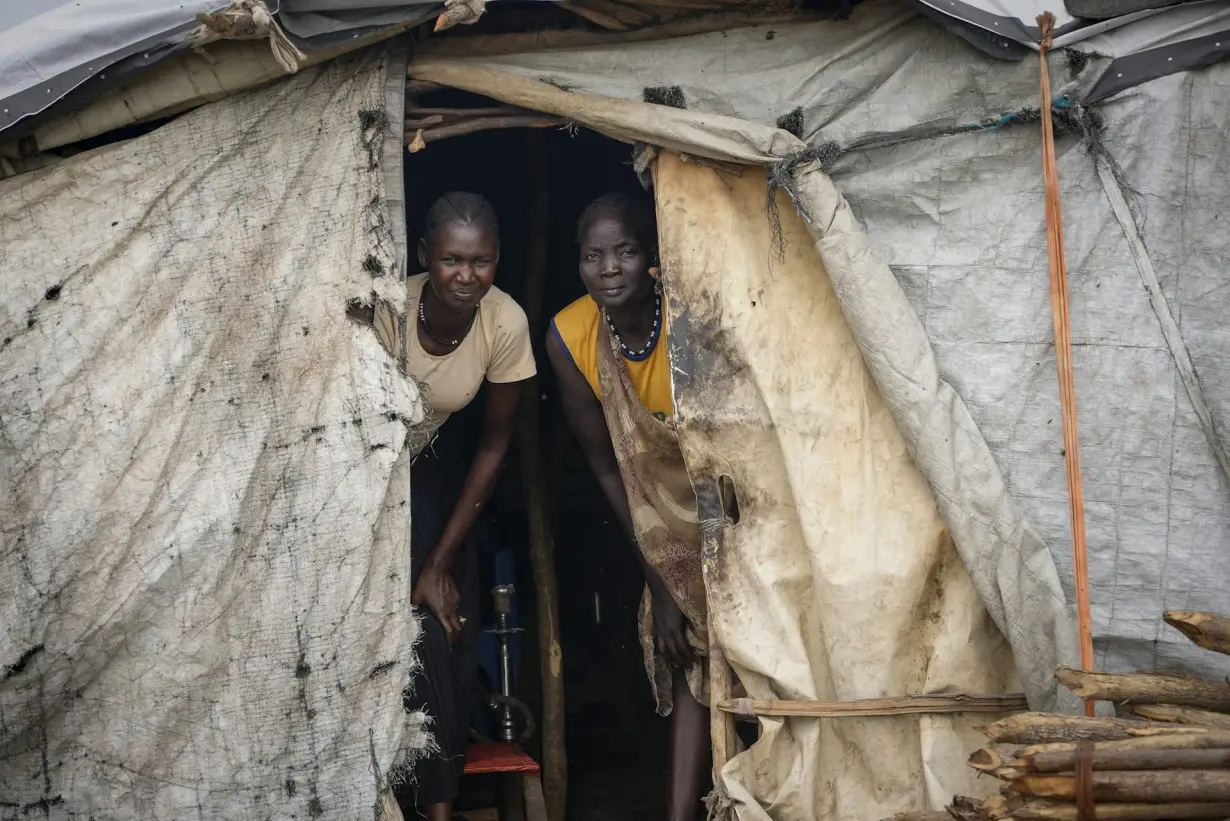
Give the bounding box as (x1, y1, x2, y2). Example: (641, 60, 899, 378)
(516, 130, 567, 821)
(718, 693, 1028, 718)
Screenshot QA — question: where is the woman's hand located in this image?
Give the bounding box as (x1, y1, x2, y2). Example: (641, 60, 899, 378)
(652, 587, 695, 669)
(412, 561, 462, 644)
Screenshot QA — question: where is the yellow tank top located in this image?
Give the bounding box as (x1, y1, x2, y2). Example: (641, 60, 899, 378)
(550, 294, 674, 420)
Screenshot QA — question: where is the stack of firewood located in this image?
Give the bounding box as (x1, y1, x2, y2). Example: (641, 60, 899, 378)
(887, 610, 1230, 821)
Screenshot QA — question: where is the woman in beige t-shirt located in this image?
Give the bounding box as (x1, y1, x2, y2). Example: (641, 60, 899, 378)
(394, 192, 535, 820)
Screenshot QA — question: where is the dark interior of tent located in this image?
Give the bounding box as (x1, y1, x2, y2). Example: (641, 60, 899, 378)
(404, 88, 685, 819)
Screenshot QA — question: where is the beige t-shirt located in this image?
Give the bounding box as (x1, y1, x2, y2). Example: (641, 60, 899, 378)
(402, 273, 536, 436)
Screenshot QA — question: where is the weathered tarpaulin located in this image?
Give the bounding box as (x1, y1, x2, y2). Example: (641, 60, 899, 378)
(0, 52, 426, 819)
(657, 153, 1023, 820)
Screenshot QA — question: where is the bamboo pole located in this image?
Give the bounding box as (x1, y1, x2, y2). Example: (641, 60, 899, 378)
(1037, 11, 1095, 717)
(516, 130, 567, 821)
(1055, 667, 1230, 713)
(1165, 610, 1230, 655)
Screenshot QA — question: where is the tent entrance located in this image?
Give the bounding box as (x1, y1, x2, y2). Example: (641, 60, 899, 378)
(403, 92, 681, 819)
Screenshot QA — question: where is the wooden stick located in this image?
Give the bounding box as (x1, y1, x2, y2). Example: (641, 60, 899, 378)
(1165, 610, 1230, 656)
(1010, 769, 1230, 801)
(568, 0, 655, 26)
(1129, 704, 1230, 729)
(1015, 798, 1230, 820)
(516, 132, 567, 821)
(558, 2, 632, 29)
(1016, 730, 1230, 758)
(983, 712, 1192, 744)
(406, 105, 528, 117)
(1023, 746, 1230, 773)
(1037, 11, 1095, 717)
(408, 117, 564, 150)
(1056, 667, 1230, 712)
(718, 693, 1027, 718)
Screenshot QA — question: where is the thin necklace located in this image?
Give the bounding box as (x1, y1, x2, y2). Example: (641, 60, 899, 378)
(418, 283, 477, 349)
(604, 289, 661, 359)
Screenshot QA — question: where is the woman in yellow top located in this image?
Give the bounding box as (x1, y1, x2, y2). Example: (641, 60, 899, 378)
(546, 192, 709, 821)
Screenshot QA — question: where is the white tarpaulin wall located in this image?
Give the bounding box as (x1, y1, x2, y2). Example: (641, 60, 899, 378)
(0, 52, 427, 818)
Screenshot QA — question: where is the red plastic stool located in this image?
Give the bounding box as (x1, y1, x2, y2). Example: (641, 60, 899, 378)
(463, 742, 546, 821)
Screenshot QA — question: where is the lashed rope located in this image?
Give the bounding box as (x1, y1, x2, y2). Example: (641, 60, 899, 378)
(187, 0, 306, 75)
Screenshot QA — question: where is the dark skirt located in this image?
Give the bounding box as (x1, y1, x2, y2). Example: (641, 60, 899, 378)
(397, 429, 481, 812)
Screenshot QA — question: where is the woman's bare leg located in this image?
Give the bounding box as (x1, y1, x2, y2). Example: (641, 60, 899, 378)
(667, 669, 710, 821)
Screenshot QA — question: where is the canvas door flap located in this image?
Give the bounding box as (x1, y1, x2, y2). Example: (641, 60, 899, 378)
(654, 152, 1022, 820)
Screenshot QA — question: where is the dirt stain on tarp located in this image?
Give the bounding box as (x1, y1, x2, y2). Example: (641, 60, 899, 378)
(3, 643, 44, 681)
(642, 86, 686, 110)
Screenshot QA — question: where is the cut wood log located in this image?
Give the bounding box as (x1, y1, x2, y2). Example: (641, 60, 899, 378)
(1016, 730, 1230, 758)
(1022, 746, 1230, 773)
(1009, 769, 1230, 802)
(1055, 667, 1230, 712)
(968, 747, 1005, 772)
(1129, 703, 1230, 729)
(1165, 610, 1230, 655)
(1014, 798, 1230, 820)
(982, 712, 1195, 744)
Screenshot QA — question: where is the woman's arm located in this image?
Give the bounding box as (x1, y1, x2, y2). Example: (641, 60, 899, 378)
(544, 331, 694, 667)
(413, 379, 522, 641)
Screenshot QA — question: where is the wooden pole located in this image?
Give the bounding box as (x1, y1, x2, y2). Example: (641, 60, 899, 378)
(1037, 11, 1095, 716)
(517, 129, 567, 821)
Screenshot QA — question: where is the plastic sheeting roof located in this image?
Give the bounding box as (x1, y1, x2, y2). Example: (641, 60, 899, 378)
(1, 0, 1229, 148)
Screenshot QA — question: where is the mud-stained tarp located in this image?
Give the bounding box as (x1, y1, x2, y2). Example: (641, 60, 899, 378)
(655, 153, 1022, 820)
(0, 52, 426, 819)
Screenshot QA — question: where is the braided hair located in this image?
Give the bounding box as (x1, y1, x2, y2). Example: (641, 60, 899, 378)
(575, 192, 657, 253)
(423, 191, 501, 249)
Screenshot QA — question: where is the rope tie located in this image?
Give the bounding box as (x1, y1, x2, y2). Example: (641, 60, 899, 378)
(434, 0, 487, 32)
(187, 0, 306, 75)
